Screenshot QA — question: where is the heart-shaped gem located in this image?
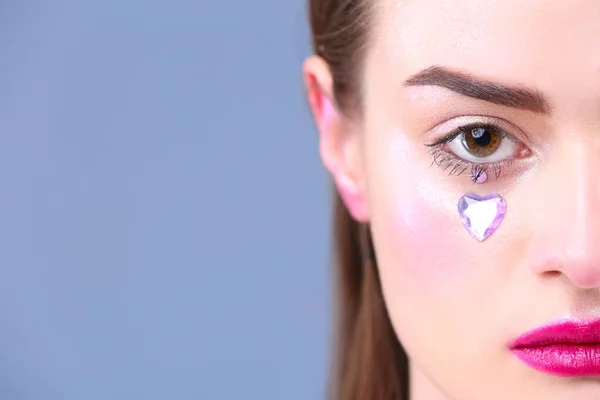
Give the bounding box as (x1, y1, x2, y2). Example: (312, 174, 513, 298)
(458, 193, 506, 242)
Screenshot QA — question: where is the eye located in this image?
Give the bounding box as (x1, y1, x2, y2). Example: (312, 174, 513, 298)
(425, 119, 533, 180)
(447, 124, 520, 164)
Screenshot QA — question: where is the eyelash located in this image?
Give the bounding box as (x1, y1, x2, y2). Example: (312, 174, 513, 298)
(425, 123, 516, 181)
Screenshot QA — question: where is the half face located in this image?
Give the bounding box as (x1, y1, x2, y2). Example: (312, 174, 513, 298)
(305, 0, 600, 399)
(360, 0, 600, 399)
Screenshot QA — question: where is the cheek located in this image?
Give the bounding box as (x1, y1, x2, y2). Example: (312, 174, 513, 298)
(366, 133, 518, 383)
(368, 133, 475, 295)
(375, 185, 476, 300)
(387, 197, 462, 282)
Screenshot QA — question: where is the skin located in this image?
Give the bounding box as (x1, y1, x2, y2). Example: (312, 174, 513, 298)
(304, 0, 600, 399)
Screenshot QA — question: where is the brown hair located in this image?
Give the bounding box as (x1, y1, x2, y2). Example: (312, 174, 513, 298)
(307, 1, 410, 399)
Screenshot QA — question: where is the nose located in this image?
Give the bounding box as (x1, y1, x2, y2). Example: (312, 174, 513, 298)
(528, 142, 600, 289)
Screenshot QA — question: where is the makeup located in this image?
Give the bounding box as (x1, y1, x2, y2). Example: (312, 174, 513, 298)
(472, 167, 487, 183)
(510, 319, 600, 377)
(457, 193, 506, 241)
(426, 121, 523, 180)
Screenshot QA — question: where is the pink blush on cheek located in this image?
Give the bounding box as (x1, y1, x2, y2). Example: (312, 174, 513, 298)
(381, 195, 472, 287)
(372, 132, 476, 290)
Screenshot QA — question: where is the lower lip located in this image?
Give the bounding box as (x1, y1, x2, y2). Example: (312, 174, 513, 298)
(512, 344, 600, 376)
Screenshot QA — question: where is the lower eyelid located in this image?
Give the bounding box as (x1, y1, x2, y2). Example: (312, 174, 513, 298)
(429, 146, 520, 181)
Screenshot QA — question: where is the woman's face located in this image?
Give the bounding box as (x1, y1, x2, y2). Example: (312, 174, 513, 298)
(307, 0, 600, 399)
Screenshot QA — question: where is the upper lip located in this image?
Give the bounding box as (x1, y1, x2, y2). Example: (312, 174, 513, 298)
(511, 318, 600, 349)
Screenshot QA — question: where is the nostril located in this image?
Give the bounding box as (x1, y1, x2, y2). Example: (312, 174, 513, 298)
(544, 271, 561, 278)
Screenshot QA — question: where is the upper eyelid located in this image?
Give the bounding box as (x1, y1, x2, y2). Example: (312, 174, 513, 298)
(427, 123, 514, 148)
(426, 115, 528, 145)
(425, 125, 506, 151)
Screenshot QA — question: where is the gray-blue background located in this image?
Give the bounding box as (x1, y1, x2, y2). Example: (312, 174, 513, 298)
(0, 1, 330, 399)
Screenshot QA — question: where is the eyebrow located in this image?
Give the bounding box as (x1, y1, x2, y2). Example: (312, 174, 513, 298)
(404, 66, 551, 115)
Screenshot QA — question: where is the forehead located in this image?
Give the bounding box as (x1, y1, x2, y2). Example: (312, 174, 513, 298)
(369, 0, 600, 96)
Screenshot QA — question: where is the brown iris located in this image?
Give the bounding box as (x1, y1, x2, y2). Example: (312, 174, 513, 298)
(461, 126, 502, 157)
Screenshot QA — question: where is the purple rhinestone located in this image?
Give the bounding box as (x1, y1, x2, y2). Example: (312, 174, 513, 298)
(458, 193, 506, 241)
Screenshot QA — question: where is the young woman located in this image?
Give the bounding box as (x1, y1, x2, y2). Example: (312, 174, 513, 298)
(303, 0, 600, 399)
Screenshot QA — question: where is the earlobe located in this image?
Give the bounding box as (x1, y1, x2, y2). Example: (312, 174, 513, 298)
(303, 56, 369, 222)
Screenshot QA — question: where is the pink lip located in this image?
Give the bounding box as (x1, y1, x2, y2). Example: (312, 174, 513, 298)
(510, 319, 600, 377)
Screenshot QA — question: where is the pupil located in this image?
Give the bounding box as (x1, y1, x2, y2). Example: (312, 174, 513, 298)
(472, 128, 491, 147)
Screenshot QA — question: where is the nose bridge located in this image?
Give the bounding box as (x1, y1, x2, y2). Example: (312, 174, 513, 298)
(530, 138, 600, 288)
(563, 143, 600, 250)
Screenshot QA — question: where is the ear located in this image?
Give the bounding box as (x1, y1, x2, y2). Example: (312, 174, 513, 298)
(303, 56, 369, 222)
